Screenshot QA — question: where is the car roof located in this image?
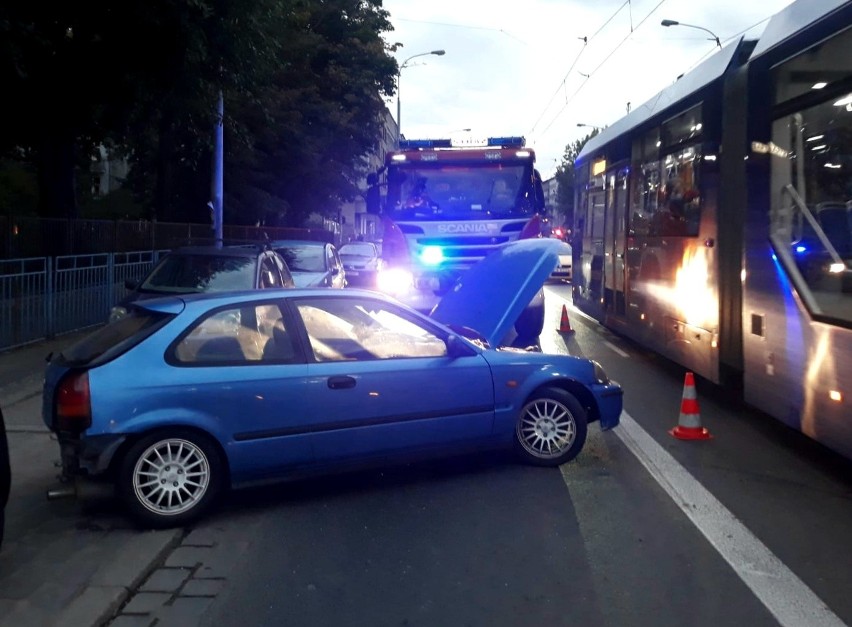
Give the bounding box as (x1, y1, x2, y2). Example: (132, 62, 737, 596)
(136, 287, 396, 313)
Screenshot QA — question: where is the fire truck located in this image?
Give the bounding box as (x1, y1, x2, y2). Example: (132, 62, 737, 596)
(365, 135, 548, 341)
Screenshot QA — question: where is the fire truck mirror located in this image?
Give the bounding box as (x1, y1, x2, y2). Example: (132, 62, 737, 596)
(366, 184, 381, 214)
(533, 169, 545, 212)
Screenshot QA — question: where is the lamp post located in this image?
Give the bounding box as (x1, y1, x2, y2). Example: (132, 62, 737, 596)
(660, 19, 722, 49)
(396, 49, 445, 147)
(577, 123, 602, 131)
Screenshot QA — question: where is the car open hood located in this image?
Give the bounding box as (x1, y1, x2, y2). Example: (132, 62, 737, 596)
(430, 238, 561, 346)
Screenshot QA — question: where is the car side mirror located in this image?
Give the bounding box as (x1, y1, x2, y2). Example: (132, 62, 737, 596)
(125, 278, 139, 290)
(446, 334, 476, 358)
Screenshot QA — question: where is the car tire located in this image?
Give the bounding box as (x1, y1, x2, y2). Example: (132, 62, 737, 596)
(514, 288, 545, 342)
(117, 429, 224, 528)
(514, 388, 587, 467)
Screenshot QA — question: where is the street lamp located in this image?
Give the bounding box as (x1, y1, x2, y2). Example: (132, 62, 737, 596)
(661, 19, 722, 49)
(577, 123, 602, 131)
(396, 49, 446, 147)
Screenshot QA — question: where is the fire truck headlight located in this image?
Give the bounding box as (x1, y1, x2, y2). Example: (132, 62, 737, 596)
(377, 267, 413, 295)
(420, 246, 445, 266)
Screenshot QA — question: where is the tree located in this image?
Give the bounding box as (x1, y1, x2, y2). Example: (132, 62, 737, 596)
(553, 129, 600, 230)
(0, 0, 285, 220)
(223, 0, 398, 227)
(0, 0, 398, 228)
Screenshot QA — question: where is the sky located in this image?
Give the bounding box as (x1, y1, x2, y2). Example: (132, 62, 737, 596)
(381, 0, 796, 179)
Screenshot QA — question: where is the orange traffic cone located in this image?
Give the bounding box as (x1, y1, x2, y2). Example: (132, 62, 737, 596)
(669, 372, 712, 440)
(558, 304, 574, 333)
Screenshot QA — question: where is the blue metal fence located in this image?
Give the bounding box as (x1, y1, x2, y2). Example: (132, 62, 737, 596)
(0, 250, 167, 351)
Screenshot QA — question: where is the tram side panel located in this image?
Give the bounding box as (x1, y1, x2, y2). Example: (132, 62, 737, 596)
(740, 19, 852, 459)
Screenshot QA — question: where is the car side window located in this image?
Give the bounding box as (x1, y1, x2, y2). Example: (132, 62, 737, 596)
(173, 302, 297, 364)
(294, 297, 447, 362)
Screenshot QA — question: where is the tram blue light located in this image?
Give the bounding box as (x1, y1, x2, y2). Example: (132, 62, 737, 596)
(795, 245, 808, 254)
(420, 246, 445, 265)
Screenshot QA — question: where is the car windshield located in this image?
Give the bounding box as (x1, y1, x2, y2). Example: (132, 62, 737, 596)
(339, 244, 377, 259)
(275, 245, 326, 272)
(140, 253, 256, 293)
(386, 163, 535, 220)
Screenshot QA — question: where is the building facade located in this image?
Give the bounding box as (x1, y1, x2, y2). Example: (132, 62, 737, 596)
(336, 105, 398, 245)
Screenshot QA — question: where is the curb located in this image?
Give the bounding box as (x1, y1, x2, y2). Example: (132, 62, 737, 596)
(58, 528, 186, 627)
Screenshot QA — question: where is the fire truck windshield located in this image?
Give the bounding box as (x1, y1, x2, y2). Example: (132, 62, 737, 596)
(386, 163, 536, 221)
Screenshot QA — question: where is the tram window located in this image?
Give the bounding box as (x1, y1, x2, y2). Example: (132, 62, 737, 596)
(629, 161, 660, 237)
(657, 146, 701, 237)
(635, 127, 661, 161)
(772, 29, 851, 105)
(771, 55, 852, 323)
(661, 105, 703, 149)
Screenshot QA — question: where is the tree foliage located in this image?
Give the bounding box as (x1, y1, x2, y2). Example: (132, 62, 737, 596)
(552, 129, 599, 229)
(0, 0, 398, 225)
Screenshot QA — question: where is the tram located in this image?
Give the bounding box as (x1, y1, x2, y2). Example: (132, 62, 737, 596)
(572, 0, 852, 459)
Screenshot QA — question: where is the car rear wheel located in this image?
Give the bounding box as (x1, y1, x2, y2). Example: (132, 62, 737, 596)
(117, 430, 223, 528)
(515, 388, 587, 466)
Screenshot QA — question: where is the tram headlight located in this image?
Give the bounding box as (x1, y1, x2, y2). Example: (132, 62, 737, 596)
(591, 360, 610, 384)
(376, 267, 413, 295)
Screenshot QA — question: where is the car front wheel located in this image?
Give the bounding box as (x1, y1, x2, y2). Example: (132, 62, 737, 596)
(117, 430, 223, 528)
(515, 388, 588, 466)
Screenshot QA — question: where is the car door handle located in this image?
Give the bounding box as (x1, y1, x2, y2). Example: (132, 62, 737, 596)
(328, 376, 356, 390)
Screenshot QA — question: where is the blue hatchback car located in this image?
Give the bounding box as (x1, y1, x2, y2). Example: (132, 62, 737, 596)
(43, 239, 622, 528)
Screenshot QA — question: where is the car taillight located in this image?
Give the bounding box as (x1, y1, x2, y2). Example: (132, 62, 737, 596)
(56, 372, 92, 431)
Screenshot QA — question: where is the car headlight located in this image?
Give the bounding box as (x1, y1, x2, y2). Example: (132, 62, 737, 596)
(377, 268, 413, 295)
(109, 306, 128, 323)
(591, 360, 610, 384)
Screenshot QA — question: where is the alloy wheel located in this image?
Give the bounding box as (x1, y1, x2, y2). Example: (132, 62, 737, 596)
(517, 398, 577, 459)
(132, 438, 211, 516)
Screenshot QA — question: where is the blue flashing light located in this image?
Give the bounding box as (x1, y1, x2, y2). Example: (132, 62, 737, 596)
(795, 245, 808, 254)
(420, 246, 445, 266)
(488, 136, 525, 147)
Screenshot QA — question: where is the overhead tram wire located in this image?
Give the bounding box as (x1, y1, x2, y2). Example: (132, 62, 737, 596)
(535, 0, 670, 138)
(394, 17, 530, 46)
(528, 0, 632, 136)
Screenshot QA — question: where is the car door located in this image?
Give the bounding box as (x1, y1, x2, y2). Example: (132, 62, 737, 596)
(288, 295, 495, 462)
(169, 300, 313, 483)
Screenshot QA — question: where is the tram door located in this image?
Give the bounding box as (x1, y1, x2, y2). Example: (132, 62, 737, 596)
(604, 168, 628, 317)
(587, 189, 606, 313)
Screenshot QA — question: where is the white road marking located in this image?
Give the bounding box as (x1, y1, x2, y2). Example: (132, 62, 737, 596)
(603, 341, 629, 358)
(614, 411, 846, 627)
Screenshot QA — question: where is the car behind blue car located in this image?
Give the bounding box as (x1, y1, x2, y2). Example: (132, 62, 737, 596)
(43, 239, 622, 528)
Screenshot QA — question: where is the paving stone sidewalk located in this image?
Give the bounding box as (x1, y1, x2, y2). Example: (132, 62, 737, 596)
(0, 332, 183, 627)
